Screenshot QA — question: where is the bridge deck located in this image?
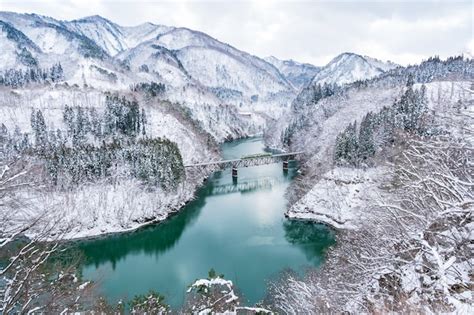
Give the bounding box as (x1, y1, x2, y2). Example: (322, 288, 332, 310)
(184, 151, 304, 168)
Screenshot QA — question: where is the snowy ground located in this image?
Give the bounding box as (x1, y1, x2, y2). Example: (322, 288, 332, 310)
(287, 167, 391, 230)
(5, 177, 204, 240)
(184, 276, 272, 314)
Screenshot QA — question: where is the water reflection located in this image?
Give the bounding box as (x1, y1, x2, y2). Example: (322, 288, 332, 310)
(211, 176, 284, 195)
(77, 185, 209, 269)
(283, 220, 336, 263)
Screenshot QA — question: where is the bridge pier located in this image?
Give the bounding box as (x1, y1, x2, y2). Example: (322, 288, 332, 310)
(232, 166, 238, 178)
(283, 160, 289, 171)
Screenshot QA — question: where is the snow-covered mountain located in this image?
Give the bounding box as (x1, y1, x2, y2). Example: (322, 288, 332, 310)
(311, 52, 399, 86)
(65, 15, 174, 56)
(0, 11, 133, 91)
(1, 12, 410, 143)
(118, 27, 295, 105)
(0, 12, 296, 109)
(0, 12, 108, 60)
(264, 56, 321, 89)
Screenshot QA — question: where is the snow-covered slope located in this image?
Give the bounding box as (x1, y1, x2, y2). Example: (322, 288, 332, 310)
(264, 56, 321, 89)
(363, 55, 399, 72)
(65, 16, 174, 56)
(0, 11, 128, 91)
(311, 52, 398, 86)
(120, 22, 174, 49)
(65, 15, 127, 56)
(0, 12, 108, 61)
(0, 20, 41, 69)
(118, 27, 296, 104)
(0, 11, 297, 130)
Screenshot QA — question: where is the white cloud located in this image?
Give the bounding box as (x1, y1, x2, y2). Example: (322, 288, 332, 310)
(0, 0, 471, 66)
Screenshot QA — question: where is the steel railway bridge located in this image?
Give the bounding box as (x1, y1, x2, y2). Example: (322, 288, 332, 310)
(184, 151, 304, 178)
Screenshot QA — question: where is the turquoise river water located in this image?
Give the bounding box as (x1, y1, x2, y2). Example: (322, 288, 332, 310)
(76, 137, 335, 308)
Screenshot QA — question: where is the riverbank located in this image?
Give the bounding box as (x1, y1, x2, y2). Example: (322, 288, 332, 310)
(2, 159, 217, 241)
(286, 166, 391, 230)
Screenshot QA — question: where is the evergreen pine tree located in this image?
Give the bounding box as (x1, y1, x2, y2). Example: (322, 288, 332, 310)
(34, 110, 48, 151)
(358, 113, 375, 161)
(63, 105, 75, 137)
(73, 107, 86, 146)
(346, 122, 359, 165)
(141, 108, 147, 136)
(30, 109, 37, 133)
(90, 107, 102, 138)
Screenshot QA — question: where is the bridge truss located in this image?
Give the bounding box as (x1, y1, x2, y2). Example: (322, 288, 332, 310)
(184, 151, 304, 169)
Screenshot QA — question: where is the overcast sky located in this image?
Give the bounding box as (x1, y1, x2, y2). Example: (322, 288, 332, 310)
(0, 0, 472, 66)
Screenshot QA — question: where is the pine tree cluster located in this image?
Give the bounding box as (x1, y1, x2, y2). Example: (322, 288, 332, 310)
(334, 77, 429, 166)
(350, 55, 473, 90)
(130, 82, 166, 98)
(282, 83, 339, 147)
(0, 63, 64, 87)
(1, 95, 185, 190)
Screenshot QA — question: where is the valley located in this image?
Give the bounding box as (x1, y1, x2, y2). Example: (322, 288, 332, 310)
(0, 9, 472, 314)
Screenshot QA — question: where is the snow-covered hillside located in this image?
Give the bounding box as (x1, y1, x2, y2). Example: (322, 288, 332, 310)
(118, 27, 296, 104)
(311, 52, 398, 86)
(0, 12, 108, 62)
(0, 20, 41, 69)
(0, 85, 221, 239)
(288, 77, 472, 220)
(363, 55, 399, 72)
(264, 56, 321, 90)
(66, 15, 175, 57)
(276, 79, 473, 313)
(66, 15, 128, 56)
(0, 12, 296, 107)
(0, 12, 299, 140)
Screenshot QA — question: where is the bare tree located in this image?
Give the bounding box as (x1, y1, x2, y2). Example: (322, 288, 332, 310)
(0, 159, 93, 313)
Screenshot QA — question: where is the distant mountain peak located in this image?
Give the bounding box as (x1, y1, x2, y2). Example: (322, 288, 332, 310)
(311, 52, 399, 86)
(72, 15, 115, 24)
(264, 55, 321, 90)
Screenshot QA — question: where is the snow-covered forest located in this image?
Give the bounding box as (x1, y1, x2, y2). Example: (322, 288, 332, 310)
(264, 57, 473, 313)
(0, 8, 473, 314)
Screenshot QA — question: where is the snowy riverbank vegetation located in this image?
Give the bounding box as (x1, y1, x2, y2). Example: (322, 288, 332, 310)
(1, 9, 473, 313)
(264, 56, 473, 313)
(1, 92, 198, 239)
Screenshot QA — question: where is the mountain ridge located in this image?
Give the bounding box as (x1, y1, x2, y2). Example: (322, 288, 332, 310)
(310, 52, 399, 86)
(264, 56, 321, 89)
(0, 11, 400, 123)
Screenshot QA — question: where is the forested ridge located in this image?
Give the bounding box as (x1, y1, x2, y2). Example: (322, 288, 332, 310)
(1, 94, 185, 190)
(334, 76, 429, 166)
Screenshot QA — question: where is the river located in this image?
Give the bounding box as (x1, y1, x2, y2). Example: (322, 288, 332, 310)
(76, 137, 335, 309)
